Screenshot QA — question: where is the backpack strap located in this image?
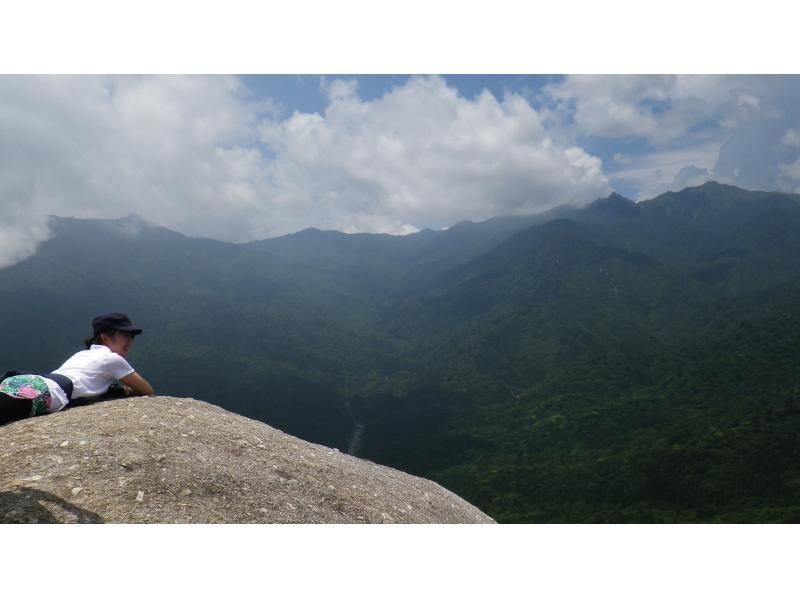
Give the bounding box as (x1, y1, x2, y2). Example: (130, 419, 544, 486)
(46, 373, 74, 401)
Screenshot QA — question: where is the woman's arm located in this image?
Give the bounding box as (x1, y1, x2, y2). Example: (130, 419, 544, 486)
(120, 372, 155, 396)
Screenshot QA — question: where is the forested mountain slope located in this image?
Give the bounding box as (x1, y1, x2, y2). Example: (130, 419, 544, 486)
(1, 182, 799, 522)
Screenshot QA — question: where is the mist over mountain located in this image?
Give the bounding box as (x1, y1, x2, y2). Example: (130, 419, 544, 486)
(2, 181, 799, 522)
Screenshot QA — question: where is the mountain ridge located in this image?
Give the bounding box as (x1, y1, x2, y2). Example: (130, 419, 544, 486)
(2, 181, 800, 522)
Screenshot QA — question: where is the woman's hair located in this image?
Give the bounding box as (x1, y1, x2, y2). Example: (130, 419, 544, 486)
(83, 330, 119, 350)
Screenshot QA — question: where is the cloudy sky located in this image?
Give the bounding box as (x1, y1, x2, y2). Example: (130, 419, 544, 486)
(2, 73, 800, 267)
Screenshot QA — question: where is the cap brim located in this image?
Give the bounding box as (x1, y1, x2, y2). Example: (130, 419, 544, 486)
(116, 326, 143, 335)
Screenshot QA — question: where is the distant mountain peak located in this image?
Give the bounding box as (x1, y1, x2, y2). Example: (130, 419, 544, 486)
(592, 192, 634, 205)
(292, 227, 327, 236)
(112, 213, 152, 236)
(678, 180, 741, 197)
(583, 192, 639, 218)
(695, 180, 730, 189)
(606, 191, 632, 202)
(649, 181, 783, 210)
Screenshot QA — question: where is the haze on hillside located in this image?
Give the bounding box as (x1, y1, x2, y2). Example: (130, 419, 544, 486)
(2, 182, 800, 522)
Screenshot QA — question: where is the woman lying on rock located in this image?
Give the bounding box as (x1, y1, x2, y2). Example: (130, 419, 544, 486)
(0, 312, 155, 425)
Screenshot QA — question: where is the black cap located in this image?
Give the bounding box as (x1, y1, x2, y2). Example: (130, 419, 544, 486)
(92, 312, 143, 336)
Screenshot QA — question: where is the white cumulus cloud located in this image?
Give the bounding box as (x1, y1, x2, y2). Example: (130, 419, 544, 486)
(0, 75, 275, 267)
(543, 74, 800, 196)
(259, 76, 610, 234)
(783, 128, 800, 147)
(543, 75, 705, 144)
(0, 74, 610, 268)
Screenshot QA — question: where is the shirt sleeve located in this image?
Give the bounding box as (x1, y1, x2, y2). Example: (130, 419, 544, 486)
(104, 353, 135, 380)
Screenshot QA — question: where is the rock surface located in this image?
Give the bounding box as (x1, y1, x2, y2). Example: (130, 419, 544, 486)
(0, 397, 494, 523)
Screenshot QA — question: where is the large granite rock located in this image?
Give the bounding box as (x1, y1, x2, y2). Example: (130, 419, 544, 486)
(0, 396, 494, 523)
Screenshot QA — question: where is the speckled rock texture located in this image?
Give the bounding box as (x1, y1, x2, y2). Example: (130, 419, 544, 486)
(0, 396, 494, 524)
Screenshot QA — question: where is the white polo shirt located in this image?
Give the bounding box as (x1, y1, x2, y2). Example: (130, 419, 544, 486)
(52, 344, 135, 400)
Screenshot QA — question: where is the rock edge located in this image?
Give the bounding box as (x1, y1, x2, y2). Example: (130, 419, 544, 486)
(0, 396, 495, 524)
